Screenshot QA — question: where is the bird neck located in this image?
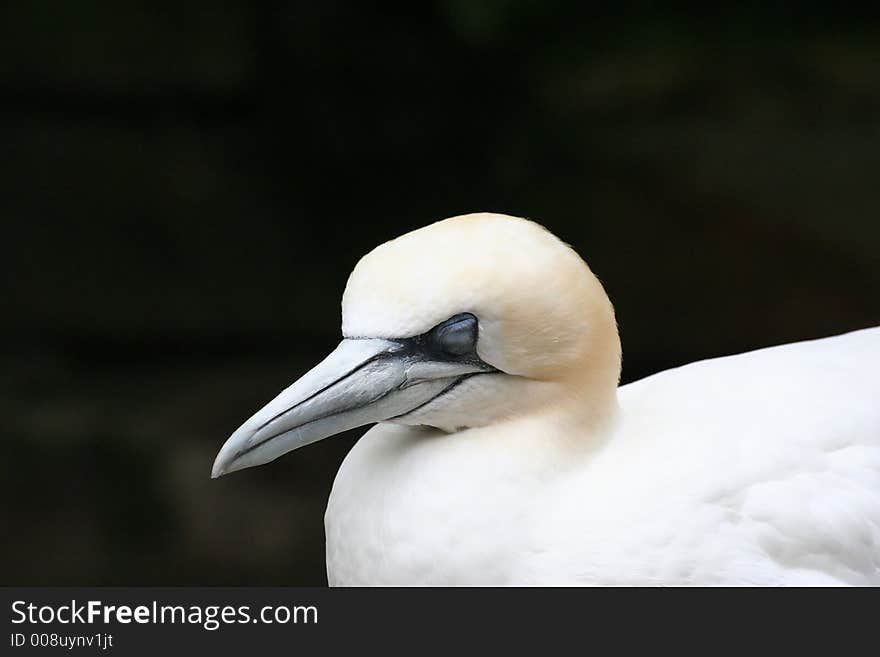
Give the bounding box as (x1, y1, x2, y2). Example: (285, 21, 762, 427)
(551, 322, 623, 448)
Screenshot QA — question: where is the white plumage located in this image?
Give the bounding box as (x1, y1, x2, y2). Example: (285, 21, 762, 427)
(214, 212, 880, 585)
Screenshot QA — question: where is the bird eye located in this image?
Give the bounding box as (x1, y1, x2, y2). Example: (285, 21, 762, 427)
(432, 313, 478, 357)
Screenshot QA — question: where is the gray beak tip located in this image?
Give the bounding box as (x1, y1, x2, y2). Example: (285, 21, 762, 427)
(211, 437, 241, 479)
(210, 457, 227, 479)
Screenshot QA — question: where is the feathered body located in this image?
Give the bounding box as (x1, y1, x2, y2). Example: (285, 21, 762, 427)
(328, 327, 880, 585)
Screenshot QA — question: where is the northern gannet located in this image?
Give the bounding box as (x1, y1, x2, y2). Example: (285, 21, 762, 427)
(213, 213, 880, 585)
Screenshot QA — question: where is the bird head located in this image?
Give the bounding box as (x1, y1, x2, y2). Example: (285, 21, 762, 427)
(212, 213, 620, 477)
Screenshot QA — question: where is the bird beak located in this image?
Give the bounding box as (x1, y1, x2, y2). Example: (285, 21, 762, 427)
(212, 337, 491, 477)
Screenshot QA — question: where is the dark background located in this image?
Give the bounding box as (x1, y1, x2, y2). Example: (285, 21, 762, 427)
(2, 3, 878, 585)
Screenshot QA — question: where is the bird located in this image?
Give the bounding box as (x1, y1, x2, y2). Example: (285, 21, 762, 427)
(212, 212, 880, 586)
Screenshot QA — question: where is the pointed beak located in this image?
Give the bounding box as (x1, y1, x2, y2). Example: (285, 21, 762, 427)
(211, 337, 491, 477)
